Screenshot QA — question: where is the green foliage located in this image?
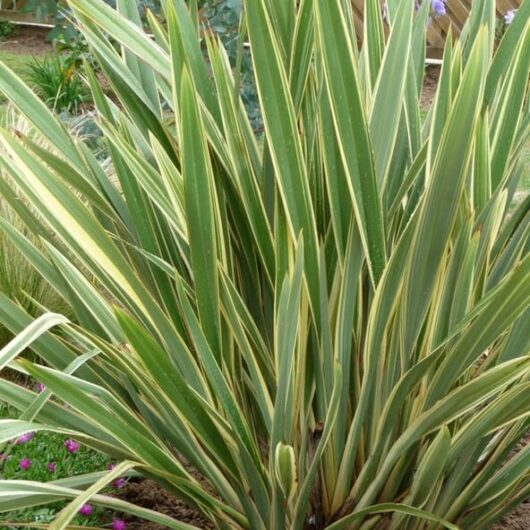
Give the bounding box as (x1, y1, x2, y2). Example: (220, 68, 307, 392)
(25, 55, 88, 112)
(202, 0, 260, 129)
(0, 402, 112, 527)
(0, 1, 528, 530)
(0, 200, 68, 348)
(0, 20, 14, 41)
(0, 111, 72, 348)
(0, 52, 29, 109)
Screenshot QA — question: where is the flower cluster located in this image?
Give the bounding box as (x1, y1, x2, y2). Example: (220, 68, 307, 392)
(15, 437, 81, 470)
(504, 9, 517, 25)
(11, 429, 128, 526)
(64, 438, 80, 453)
(16, 431, 35, 444)
(77, 504, 126, 529)
(19, 457, 31, 470)
(431, 0, 447, 17)
(383, 0, 448, 23)
(79, 503, 93, 516)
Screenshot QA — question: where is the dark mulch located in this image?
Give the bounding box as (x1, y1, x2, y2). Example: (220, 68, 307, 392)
(120, 463, 530, 530)
(490, 502, 530, 530)
(421, 64, 440, 108)
(488, 434, 530, 530)
(119, 480, 214, 530)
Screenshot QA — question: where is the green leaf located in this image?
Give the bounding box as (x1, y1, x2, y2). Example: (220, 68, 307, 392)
(401, 29, 489, 355)
(0, 313, 68, 371)
(326, 502, 459, 530)
(315, 0, 386, 285)
(180, 68, 221, 359)
(369, 0, 413, 188)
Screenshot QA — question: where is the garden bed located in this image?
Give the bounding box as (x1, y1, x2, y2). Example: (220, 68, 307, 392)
(117, 475, 530, 530)
(120, 480, 214, 530)
(0, 24, 52, 55)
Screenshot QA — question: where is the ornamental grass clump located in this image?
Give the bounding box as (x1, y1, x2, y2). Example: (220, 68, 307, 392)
(0, 0, 529, 529)
(0, 111, 73, 349)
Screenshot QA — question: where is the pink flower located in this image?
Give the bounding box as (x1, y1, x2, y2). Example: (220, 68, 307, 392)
(47, 462, 57, 472)
(34, 383, 45, 393)
(113, 478, 126, 489)
(112, 519, 126, 530)
(107, 463, 115, 470)
(19, 458, 31, 470)
(17, 432, 35, 444)
(79, 503, 93, 516)
(64, 439, 80, 453)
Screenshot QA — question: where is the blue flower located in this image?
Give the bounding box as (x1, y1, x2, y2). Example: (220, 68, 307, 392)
(431, 0, 446, 17)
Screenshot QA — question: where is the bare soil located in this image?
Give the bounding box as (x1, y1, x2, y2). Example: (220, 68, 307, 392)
(117, 473, 530, 530)
(0, 25, 52, 55)
(490, 503, 530, 530)
(118, 472, 530, 529)
(119, 479, 214, 530)
(421, 65, 440, 108)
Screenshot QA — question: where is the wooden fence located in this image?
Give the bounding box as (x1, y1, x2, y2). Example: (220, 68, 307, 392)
(0, 0, 525, 54)
(349, 0, 523, 57)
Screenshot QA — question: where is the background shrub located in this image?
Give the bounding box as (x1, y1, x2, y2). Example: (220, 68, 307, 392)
(0, 20, 14, 41)
(25, 55, 88, 112)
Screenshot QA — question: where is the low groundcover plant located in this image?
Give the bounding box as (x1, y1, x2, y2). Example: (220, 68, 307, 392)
(0, 0, 529, 529)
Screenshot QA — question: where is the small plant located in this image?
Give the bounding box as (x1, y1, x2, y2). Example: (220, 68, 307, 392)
(53, 33, 97, 71)
(26, 55, 88, 112)
(0, 20, 14, 41)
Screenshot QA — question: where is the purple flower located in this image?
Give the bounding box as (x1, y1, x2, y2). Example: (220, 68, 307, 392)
(112, 520, 126, 530)
(504, 10, 516, 24)
(34, 383, 45, 393)
(64, 439, 80, 453)
(431, 0, 446, 16)
(107, 463, 115, 471)
(47, 462, 57, 472)
(79, 503, 93, 516)
(17, 432, 35, 444)
(113, 478, 126, 489)
(19, 458, 31, 470)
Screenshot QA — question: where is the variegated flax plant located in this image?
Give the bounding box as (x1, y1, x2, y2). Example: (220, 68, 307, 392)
(0, 0, 529, 528)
